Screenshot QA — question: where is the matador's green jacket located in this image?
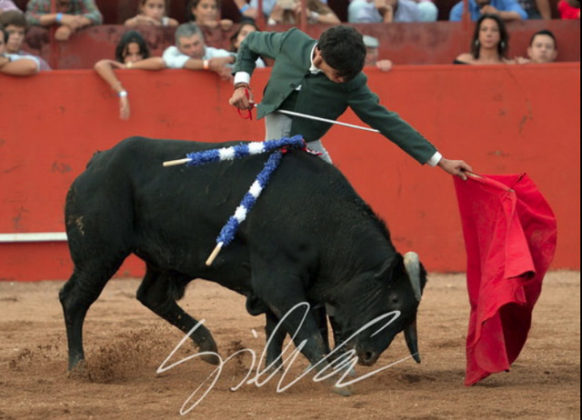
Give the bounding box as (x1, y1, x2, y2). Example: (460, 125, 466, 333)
(234, 28, 438, 165)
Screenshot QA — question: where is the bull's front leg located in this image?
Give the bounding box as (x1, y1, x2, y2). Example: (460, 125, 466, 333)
(264, 303, 330, 371)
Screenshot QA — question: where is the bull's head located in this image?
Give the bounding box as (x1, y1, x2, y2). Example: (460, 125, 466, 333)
(326, 251, 427, 366)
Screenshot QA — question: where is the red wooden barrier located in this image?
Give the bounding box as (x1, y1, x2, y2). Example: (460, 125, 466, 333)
(0, 64, 579, 281)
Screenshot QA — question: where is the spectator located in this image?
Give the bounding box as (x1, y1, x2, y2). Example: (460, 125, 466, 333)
(162, 22, 234, 80)
(413, 0, 438, 21)
(449, 0, 527, 22)
(515, 0, 551, 18)
(453, 14, 513, 64)
(0, 10, 50, 70)
(363, 34, 392, 71)
(520, 29, 558, 63)
(348, 0, 424, 23)
(186, 0, 233, 30)
(268, 0, 341, 25)
(557, 0, 580, 18)
(94, 30, 165, 120)
(230, 18, 265, 68)
(124, 0, 179, 28)
(25, 0, 102, 41)
(0, 0, 21, 14)
(0, 25, 39, 76)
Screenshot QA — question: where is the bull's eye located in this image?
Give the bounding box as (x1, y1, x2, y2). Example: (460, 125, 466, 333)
(391, 296, 399, 304)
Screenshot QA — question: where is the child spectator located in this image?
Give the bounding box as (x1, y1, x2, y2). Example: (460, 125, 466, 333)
(0, 24, 39, 76)
(229, 18, 265, 67)
(557, 0, 580, 18)
(25, 0, 102, 41)
(449, 0, 527, 22)
(363, 34, 393, 71)
(521, 29, 558, 62)
(0, 10, 50, 70)
(186, 0, 233, 30)
(124, 0, 178, 28)
(453, 14, 514, 64)
(348, 0, 424, 23)
(0, 0, 21, 14)
(94, 30, 165, 120)
(268, 0, 340, 25)
(162, 22, 234, 80)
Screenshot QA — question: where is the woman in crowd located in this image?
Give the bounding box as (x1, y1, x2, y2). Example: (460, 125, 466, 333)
(229, 18, 265, 67)
(94, 30, 165, 120)
(186, 0, 233, 30)
(124, 0, 178, 28)
(454, 14, 513, 65)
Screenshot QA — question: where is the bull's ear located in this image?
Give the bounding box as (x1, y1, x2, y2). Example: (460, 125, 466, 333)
(374, 253, 402, 282)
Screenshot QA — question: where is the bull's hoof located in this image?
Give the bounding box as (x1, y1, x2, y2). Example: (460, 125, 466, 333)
(67, 360, 88, 379)
(331, 384, 352, 397)
(199, 353, 220, 365)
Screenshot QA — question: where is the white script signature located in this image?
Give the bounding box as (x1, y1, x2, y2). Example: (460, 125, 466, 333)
(156, 302, 416, 415)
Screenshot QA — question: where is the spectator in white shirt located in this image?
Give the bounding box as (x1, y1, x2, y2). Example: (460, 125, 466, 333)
(0, 25, 39, 76)
(162, 22, 234, 81)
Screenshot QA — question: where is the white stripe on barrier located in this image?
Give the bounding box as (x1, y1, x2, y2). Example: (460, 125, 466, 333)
(0, 232, 68, 243)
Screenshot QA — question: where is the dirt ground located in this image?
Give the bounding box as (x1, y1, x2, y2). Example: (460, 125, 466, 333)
(0, 270, 579, 419)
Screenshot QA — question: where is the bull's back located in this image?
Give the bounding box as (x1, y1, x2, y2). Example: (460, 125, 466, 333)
(65, 136, 359, 276)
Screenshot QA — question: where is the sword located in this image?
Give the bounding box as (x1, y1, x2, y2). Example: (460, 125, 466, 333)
(274, 108, 380, 133)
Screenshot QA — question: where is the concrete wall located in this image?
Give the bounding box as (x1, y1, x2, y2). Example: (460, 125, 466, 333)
(0, 63, 579, 280)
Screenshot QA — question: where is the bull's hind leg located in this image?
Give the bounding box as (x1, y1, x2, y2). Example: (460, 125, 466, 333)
(136, 265, 219, 364)
(59, 259, 125, 371)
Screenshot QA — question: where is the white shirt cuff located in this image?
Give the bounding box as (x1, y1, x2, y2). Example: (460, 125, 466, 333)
(427, 151, 442, 167)
(234, 72, 251, 85)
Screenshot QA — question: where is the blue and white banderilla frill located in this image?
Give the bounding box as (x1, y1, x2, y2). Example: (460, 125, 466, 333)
(162, 135, 306, 265)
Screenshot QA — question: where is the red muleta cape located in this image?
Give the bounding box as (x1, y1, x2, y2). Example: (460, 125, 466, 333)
(454, 174, 557, 386)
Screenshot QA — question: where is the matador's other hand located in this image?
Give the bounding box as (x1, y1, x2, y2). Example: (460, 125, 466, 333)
(438, 157, 473, 181)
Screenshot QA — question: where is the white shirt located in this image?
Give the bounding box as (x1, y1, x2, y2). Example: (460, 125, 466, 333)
(162, 45, 234, 69)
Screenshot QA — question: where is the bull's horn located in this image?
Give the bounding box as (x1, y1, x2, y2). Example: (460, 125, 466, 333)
(404, 319, 421, 363)
(404, 251, 422, 302)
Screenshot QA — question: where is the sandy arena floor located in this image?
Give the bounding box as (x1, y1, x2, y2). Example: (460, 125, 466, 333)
(0, 271, 579, 419)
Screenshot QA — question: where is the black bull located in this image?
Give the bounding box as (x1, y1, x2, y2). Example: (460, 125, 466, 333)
(60, 137, 427, 375)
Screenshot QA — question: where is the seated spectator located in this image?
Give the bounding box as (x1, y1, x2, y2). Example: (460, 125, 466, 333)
(25, 0, 102, 42)
(229, 18, 265, 67)
(0, 25, 39, 76)
(94, 30, 165, 120)
(363, 34, 392, 71)
(449, 0, 527, 22)
(516, 29, 558, 63)
(348, 0, 424, 23)
(124, 0, 178, 28)
(268, 0, 341, 25)
(515, 0, 551, 18)
(162, 22, 234, 80)
(0, 10, 50, 70)
(186, 0, 233, 30)
(0, 0, 21, 13)
(557, 0, 580, 18)
(413, 0, 438, 21)
(454, 14, 514, 64)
